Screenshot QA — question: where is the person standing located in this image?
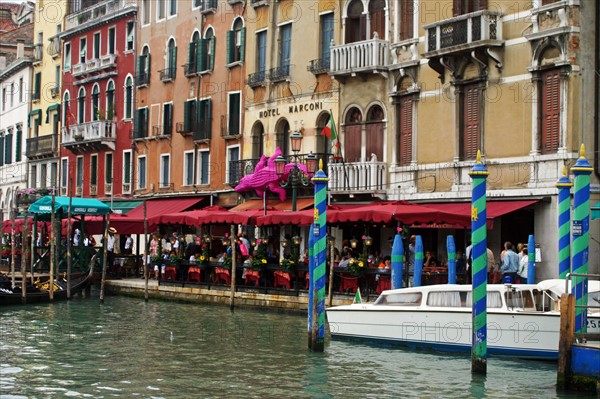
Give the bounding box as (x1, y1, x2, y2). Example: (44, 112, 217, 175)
(517, 247, 528, 283)
(124, 234, 133, 255)
(500, 241, 519, 283)
(106, 227, 116, 275)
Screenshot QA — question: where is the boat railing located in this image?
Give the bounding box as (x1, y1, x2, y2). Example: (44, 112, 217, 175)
(564, 272, 600, 313)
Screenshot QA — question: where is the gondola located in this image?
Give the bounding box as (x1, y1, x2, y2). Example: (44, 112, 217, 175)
(0, 256, 96, 306)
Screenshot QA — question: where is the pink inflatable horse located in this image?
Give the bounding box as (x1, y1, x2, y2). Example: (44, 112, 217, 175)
(234, 147, 311, 202)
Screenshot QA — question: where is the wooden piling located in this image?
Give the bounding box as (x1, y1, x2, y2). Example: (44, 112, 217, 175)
(229, 225, 237, 311)
(557, 293, 575, 388)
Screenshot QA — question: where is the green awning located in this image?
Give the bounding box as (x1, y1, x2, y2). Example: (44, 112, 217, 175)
(592, 202, 600, 220)
(28, 196, 111, 218)
(45, 103, 61, 123)
(103, 200, 143, 215)
(28, 109, 42, 127)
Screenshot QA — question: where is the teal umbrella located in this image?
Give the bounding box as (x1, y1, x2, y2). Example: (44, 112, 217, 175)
(28, 196, 111, 218)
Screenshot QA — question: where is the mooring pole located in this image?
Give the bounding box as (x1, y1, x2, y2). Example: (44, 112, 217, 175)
(310, 160, 328, 352)
(144, 199, 149, 302)
(21, 213, 28, 304)
(391, 233, 403, 289)
(413, 236, 423, 287)
(49, 194, 56, 301)
(469, 150, 489, 374)
(570, 144, 593, 334)
(307, 225, 315, 349)
(67, 184, 73, 299)
(229, 225, 237, 311)
(99, 215, 110, 303)
(447, 235, 457, 284)
(555, 166, 572, 279)
(527, 234, 536, 284)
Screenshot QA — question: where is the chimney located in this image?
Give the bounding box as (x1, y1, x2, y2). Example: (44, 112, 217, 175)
(16, 39, 24, 59)
(0, 55, 5, 70)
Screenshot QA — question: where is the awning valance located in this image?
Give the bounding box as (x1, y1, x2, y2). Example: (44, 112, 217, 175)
(45, 103, 61, 123)
(28, 196, 111, 218)
(592, 201, 600, 220)
(103, 200, 143, 215)
(229, 197, 314, 211)
(28, 109, 42, 127)
(127, 197, 205, 220)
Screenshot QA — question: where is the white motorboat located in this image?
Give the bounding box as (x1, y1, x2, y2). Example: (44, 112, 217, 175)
(326, 280, 600, 360)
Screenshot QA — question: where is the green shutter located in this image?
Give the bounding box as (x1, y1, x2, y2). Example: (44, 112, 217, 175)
(195, 100, 204, 140)
(137, 55, 145, 77)
(15, 127, 21, 162)
(143, 108, 149, 137)
(209, 37, 215, 71)
(226, 30, 234, 64)
(198, 39, 207, 72)
(183, 100, 191, 132)
(205, 99, 212, 137)
(240, 27, 246, 62)
(187, 41, 195, 68)
(0, 136, 4, 166)
(146, 53, 151, 76)
(171, 46, 177, 78)
(5, 134, 12, 164)
(135, 109, 142, 138)
(164, 104, 172, 135)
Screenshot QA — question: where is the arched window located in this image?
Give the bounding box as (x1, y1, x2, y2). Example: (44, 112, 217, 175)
(91, 84, 100, 121)
(366, 104, 384, 161)
(345, 0, 365, 43)
(187, 31, 201, 75)
(204, 27, 215, 72)
(251, 121, 264, 159)
(368, 0, 385, 40)
(344, 107, 362, 162)
(164, 38, 177, 80)
(77, 87, 86, 124)
(275, 119, 291, 156)
(106, 80, 115, 119)
(63, 91, 70, 126)
(125, 76, 133, 119)
(228, 18, 245, 63)
(137, 45, 151, 86)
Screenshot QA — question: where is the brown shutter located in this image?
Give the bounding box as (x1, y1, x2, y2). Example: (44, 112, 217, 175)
(370, 10, 385, 40)
(366, 122, 384, 162)
(463, 83, 480, 160)
(541, 70, 560, 154)
(344, 125, 362, 162)
(398, 96, 413, 166)
(400, 0, 414, 40)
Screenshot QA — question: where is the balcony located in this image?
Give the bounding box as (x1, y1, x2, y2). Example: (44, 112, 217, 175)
(184, 63, 197, 77)
(50, 87, 59, 98)
(48, 37, 61, 58)
(176, 122, 192, 136)
(72, 63, 87, 77)
(26, 134, 58, 159)
(159, 68, 176, 82)
(86, 58, 100, 73)
(136, 73, 149, 87)
(330, 38, 390, 77)
(328, 161, 387, 196)
(307, 58, 330, 75)
(525, 0, 580, 41)
(423, 10, 503, 57)
(65, 0, 137, 33)
(61, 120, 116, 153)
(251, 0, 268, 7)
(200, 0, 217, 14)
(268, 65, 291, 83)
(33, 43, 43, 63)
(247, 71, 266, 88)
(100, 54, 117, 69)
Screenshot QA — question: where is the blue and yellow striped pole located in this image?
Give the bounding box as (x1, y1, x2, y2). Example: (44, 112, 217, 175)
(555, 166, 572, 279)
(447, 235, 457, 284)
(311, 160, 328, 351)
(571, 144, 593, 334)
(469, 150, 489, 374)
(527, 235, 535, 284)
(391, 233, 404, 289)
(307, 226, 315, 349)
(414, 236, 424, 287)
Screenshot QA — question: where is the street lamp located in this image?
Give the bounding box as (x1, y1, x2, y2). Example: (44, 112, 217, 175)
(275, 131, 318, 212)
(363, 235, 373, 247)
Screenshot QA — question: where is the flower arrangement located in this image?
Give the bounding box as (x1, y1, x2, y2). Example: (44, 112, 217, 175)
(347, 256, 366, 276)
(280, 257, 295, 273)
(251, 256, 267, 270)
(150, 255, 163, 266)
(197, 243, 210, 265)
(169, 254, 182, 266)
(221, 256, 232, 270)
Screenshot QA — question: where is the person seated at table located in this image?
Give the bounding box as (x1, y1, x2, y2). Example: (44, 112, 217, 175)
(299, 248, 309, 265)
(242, 254, 253, 279)
(424, 251, 439, 268)
(189, 251, 201, 264)
(367, 254, 377, 268)
(378, 256, 391, 271)
(338, 252, 355, 269)
(218, 251, 228, 264)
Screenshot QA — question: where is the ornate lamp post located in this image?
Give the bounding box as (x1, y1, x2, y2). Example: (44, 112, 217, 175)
(275, 131, 318, 212)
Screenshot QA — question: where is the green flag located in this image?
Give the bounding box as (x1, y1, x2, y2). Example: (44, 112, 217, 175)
(353, 288, 362, 304)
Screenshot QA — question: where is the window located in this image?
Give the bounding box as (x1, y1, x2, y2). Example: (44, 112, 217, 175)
(163, 103, 173, 135)
(1, 88, 5, 111)
(135, 108, 149, 138)
(106, 80, 115, 118)
(18, 77, 23, 103)
(397, 95, 413, 166)
(165, 38, 177, 79)
(123, 150, 132, 189)
(76, 156, 84, 189)
(278, 24, 291, 76)
(203, 28, 215, 72)
(91, 84, 100, 121)
(93, 32, 101, 59)
(33, 117, 41, 137)
(54, 65, 60, 93)
(63, 91, 70, 125)
(90, 154, 98, 186)
(320, 13, 333, 64)
(137, 156, 147, 189)
(169, 0, 177, 16)
(187, 32, 201, 75)
(4, 128, 12, 164)
(194, 98, 211, 140)
(183, 99, 197, 132)
(137, 46, 151, 86)
(9, 83, 14, 107)
(193, 0, 202, 7)
(125, 76, 133, 118)
(15, 124, 22, 162)
(126, 21, 134, 51)
(0, 132, 4, 166)
(157, 0, 166, 20)
(399, 0, 414, 40)
(184, 151, 194, 186)
(108, 27, 116, 54)
(80, 37, 87, 63)
(143, 0, 150, 24)
(227, 19, 245, 64)
(345, 0, 365, 43)
(461, 83, 480, 160)
(369, 0, 385, 40)
(228, 92, 241, 136)
(105, 152, 113, 186)
(256, 30, 267, 80)
(454, 0, 487, 15)
(78, 87, 86, 123)
(40, 163, 47, 188)
(61, 158, 68, 191)
(64, 42, 71, 69)
(33, 72, 41, 101)
(227, 146, 239, 184)
(541, 69, 560, 154)
(50, 162, 58, 188)
(31, 165, 37, 188)
(160, 154, 170, 187)
(198, 150, 210, 185)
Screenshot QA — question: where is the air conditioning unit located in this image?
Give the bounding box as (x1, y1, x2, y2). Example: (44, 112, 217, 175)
(105, 183, 112, 194)
(122, 183, 131, 193)
(90, 185, 97, 196)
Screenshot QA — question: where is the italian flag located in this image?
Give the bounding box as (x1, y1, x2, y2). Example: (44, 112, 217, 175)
(321, 113, 340, 154)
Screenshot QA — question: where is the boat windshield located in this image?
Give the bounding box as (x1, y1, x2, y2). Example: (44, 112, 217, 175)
(505, 287, 536, 310)
(374, 292, 422, 306)
(426, 291, 502, 308)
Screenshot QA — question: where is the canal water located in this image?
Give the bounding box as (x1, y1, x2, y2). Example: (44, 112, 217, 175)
(0, 295, 595, 399)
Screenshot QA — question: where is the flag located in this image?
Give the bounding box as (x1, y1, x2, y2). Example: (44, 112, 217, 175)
(321, 112, 340, 155)
(353, 288, 362, 304)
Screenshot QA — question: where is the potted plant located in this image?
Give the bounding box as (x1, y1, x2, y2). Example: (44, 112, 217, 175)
(73, 134, 84, 141)
(106, 103, 114, 120)
(280, 257, 295, 274)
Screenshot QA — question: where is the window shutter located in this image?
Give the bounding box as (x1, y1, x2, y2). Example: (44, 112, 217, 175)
(198, 38, 207, 72)
(171, 46, 177, 78)
(0, 136, 4, 166)
(240, 27, 246, 62)
(183, 100, 191, 132)
(134, 109, 141, 138)
(15, 128, 21, 162)
(194, 100, 204, 140)
(188, 41, 195, 68)
(209, 37, 216, 71)
(163, 103, 172, 135)
(463, 84, 480, 160)
(541, 70, 560, 154)
(5, 133, 12, 164)
(400, 0, 414, 40)
(137, 55, 145, 78)
(229, 94, 240, 135)
(146, 53, 151, 76)
(398, 96, 413, 166)
(205, 99, 212, 137)
(226, 30, 234, 64)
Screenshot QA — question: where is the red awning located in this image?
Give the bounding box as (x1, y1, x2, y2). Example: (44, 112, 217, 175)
(2, 218, 50, 234)
(149, 206, 228, 226)
(127, 197, 205, 220)
(255, 209, 315, 226)
(229, 198, 314, 211)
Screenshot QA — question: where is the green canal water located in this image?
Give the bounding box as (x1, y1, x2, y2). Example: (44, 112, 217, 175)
(0, 294, 595, 399)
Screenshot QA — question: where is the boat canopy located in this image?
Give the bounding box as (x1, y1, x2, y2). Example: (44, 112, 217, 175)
(28, 196, 112, 218)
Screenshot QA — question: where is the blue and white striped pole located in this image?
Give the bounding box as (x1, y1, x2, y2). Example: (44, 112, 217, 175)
(447, 235, 457, 284)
